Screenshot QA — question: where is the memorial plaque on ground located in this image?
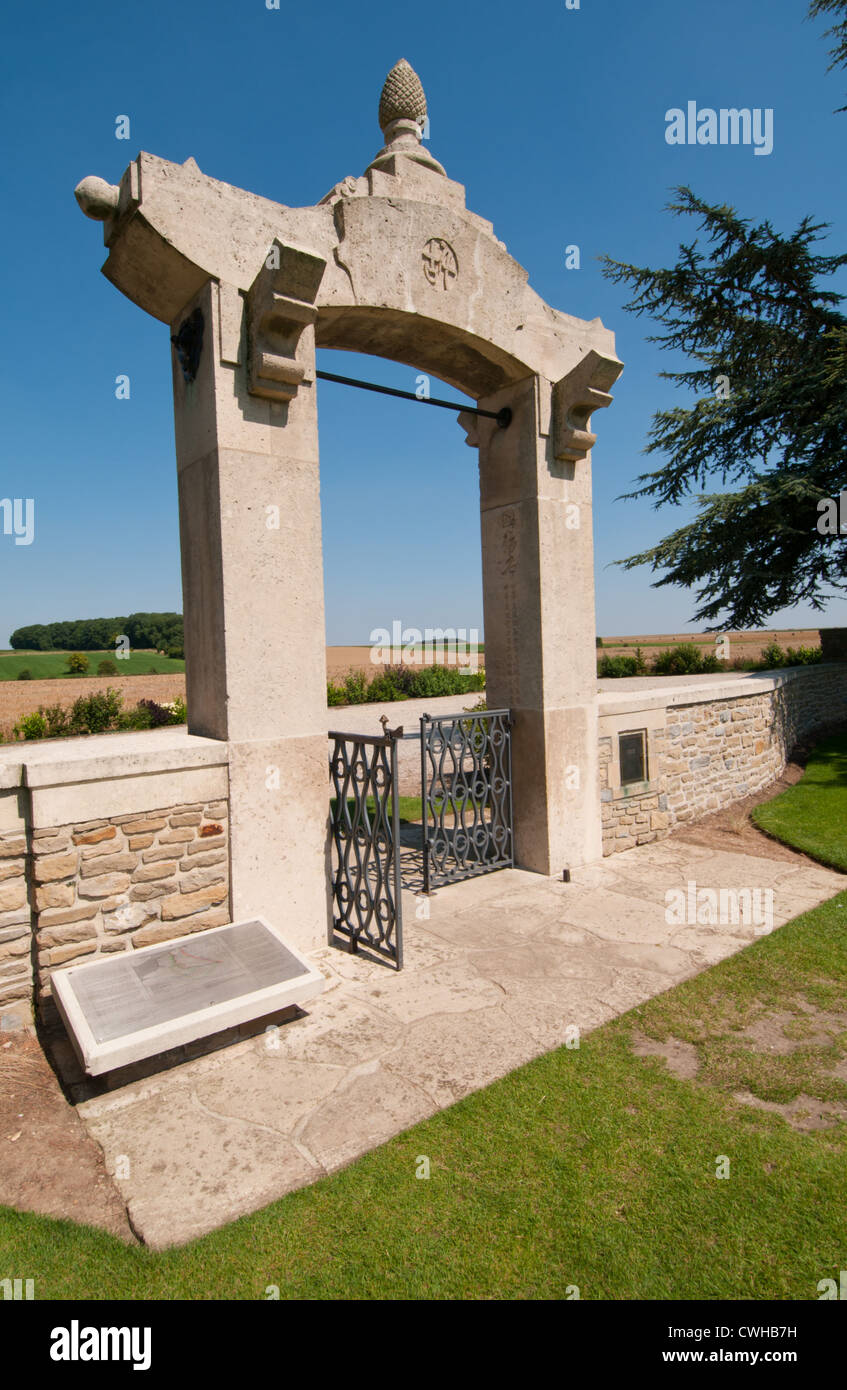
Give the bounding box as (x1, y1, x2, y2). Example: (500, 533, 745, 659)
(52, 918, 325, 1075)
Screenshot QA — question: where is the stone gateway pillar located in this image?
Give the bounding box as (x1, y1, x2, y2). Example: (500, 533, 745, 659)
(74, 59, 622, 951)
(471, 364, 616, 874)
(169, 273, 329, 947)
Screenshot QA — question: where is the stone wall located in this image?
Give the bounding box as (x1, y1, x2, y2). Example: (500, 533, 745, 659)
(598, 664, 847, 856)
(0, 727, 231, 1029)
(32, 800, 229, 1022)
(0, 824, 30, 1025)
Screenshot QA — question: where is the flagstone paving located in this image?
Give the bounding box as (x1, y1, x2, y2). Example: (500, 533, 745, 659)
(71, 838, 844, 1248)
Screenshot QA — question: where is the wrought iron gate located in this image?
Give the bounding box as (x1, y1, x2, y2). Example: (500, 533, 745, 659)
(420, 709, 513, 891)
(329, 727, 403, 968)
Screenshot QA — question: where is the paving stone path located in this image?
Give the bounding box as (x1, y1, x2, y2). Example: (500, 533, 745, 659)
(72, 838, 844, 1248)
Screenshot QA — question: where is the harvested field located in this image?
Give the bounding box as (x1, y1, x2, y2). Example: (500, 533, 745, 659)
(0, 673, 186, 743)
(601, 627, 821, 661)
(0, 650, 475, 740)
(0, 629, 827, 742)
(326, 644, 482, 681)
(326, 645, 374, 681)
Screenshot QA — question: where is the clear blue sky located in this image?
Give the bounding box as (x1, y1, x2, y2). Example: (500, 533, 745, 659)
(1, 0, 844, 648)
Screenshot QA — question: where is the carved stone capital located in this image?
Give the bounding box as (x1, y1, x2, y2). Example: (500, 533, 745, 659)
(552, 350, 623, 462)
(246, 241, 326, 401)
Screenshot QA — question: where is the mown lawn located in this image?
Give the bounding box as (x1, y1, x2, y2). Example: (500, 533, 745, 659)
(0, 650, 185, 680)
(2, 746, 845, 1300)
(331, 795, 464, 824)
(752, 734, 847, 872)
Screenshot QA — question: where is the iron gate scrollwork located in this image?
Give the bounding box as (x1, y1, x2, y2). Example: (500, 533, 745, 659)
(420, 709, 513, 891)
(329, 727, 403, 968)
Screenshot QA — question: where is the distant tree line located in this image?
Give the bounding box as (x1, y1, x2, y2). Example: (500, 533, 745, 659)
(9, 613, 184, 653)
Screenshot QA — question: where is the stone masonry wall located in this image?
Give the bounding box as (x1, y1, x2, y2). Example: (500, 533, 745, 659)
(597, 734, 671, 855)
(0, 826, 31, 1023)
(32, 798, 230, 1022)
(600, 666, 847, 856)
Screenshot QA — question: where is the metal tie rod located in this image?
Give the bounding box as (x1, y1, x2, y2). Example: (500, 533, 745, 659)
(315, 369, 512, 429)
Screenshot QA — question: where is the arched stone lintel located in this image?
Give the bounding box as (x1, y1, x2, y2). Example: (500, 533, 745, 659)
(314, 305, 530, 400)
(92, 154, 620, 410)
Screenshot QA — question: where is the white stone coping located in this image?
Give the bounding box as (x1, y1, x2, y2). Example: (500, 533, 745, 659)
(597, 664, 842, 720)
(0, 726, 229, 791)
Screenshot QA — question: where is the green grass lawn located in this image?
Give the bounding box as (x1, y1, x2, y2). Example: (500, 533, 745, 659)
(2, 743, 845, 1299)
(331, 795, 422, 824)
(2, 894, 846, 1299)
(331, 795, 466, 824)
(0, 650, 185, 680)
(752, 735, 847, 872)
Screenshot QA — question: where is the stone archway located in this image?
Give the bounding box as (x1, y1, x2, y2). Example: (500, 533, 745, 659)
(75, 59, 623, 955)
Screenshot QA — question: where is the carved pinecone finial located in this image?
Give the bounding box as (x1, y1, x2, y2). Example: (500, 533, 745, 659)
(378, 58, 427, 134)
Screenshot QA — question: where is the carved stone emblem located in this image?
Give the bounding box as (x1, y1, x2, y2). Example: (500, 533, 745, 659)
(422, 238, 458, 290)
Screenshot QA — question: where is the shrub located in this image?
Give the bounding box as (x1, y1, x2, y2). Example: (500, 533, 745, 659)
(407, 664, 485, 698)
(757, 640, 785, 670)
(598, 642, 730, 680)
(381, 664, 418, 696)
(410, 664, 457, 697)
(117, 704, 154, 731)
(166, 646, 185, 661)
(596, 636, 604, 648)
(137, 698, 172, 728)
(341, 669, 369, 704)
(164, 695, 187, 723)
(365, 673, 407, 703)
(16, 669, 32, 680)
(754, 642, 821, 670)
(66, 652, 89, 674)
(69, 688, 123, 735)
(598, 654, 639, 678)
(326, 662, 484, 705)
(40, 704, 71, 738)
(784, 644, 822, 666)
(88, 692, 115, 733)
(14, 712, 47, 740)
(97, 659, 118, 676)
(651, 643, 708, 676)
